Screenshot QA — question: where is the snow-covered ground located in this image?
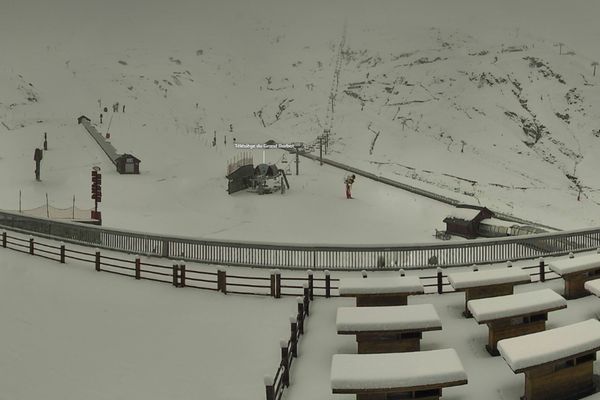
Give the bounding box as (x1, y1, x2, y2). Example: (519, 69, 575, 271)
(2, 0, 600, 244)
(4, 0, 600, 399)
(0, 247, 295, 400)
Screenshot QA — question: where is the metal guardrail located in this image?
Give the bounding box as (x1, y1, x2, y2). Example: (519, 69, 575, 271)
(1, 209, 599, 270)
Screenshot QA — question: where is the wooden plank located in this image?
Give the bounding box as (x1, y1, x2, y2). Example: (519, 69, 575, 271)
(515, 348, 600, 374)
(332, 378, 468, 395)
(524, 359, 594, 400)
(475, 304, 566, 325)
(563, 268, 600, 299)
(356, 294, 408, 307)
(338, 325, 442, 335)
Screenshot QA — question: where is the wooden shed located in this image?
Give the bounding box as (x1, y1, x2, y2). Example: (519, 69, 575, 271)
(443, 206, 494, 239)
(115, 153, 141, 174)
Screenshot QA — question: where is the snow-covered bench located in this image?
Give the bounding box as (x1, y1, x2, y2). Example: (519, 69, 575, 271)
(336, 304, 442, 353)
(585, 278, 600, 298)
(447, 267, 531, 317)
(548, 253, 600, 299)
(498, 319, 600, 400)
(338, 276, 424, 307)
(331, 349, 468, 400)
(467, 289, 567, 356)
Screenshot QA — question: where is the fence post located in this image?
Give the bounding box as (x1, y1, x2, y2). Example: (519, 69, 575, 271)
(218, 268, 227, 294)
(135, 255, 141, 280)
(437, 267, 443, 294)
(162, 239, 169, 257)
(303, 283, 310, 317)
(290, 316, 298, 357)
(180, 262, 186, 288)
(2, 230, 6, 248)
(264, 376, 275, 400)
(297, 297, 304, 335)
(539, 257, 545, 282)
(307, 269, 314, 300)
(275, 269, 281, 298)
(60, 242, 65, 264)
(95, 249, 101, 271)
(172, 264, 179, 286)
(29, 236, 34, 255)
(324, 270, 331, 298)
(270, 270, 277, 297)
(280, 340, 290, 387)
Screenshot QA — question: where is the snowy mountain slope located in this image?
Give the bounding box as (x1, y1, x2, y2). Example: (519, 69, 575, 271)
(258, 24, 600, 229)
(2, 0, 600, 243)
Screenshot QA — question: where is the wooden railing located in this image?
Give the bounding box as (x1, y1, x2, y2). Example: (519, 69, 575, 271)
(0, 229, 565, 294)
(265, 287, 311, 400)
(1, 229, 568, 400)
(2, 210, 600, 270)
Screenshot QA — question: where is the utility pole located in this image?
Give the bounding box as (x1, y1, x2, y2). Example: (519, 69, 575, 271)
(294, 145, 302, 175)
(319, 136, 323, 166)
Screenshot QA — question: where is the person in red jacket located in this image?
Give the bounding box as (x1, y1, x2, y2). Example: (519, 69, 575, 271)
(345, 174, 356, 199)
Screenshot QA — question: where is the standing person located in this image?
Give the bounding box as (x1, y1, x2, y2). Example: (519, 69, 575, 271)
(34, 148, 43, 181)
(344, 174, 356, 199)
(100, 113, 103, 124)
(122, 104, 125, 113)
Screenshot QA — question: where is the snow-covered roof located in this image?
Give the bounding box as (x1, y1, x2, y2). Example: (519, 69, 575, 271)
(547, 253, 600, 275)
(338, 276, 424, 295)
(498, 319, 600, 372)
(585, 278, 600, 297)
(336, 304, 442, 333)
(445, 208, 482, 221)
(447, 268, 530, 289)
(331, 349, 467, 391)
(467, 289, 566, 323)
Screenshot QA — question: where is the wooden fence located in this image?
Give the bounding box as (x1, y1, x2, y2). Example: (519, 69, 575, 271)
(2, 210, 600, 270)
(265, 287, 311, 400)
(1, 229, 568, 400)
(1, 230, 564, 298)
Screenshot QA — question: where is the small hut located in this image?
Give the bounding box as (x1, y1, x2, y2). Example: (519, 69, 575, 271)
(443, 206, 494, 239)
(115, 153, 141, 174)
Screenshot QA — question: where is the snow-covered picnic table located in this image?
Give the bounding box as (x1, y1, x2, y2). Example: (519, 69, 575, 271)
(331, 349, 468, 399)
(548, 253, 600, 299)
(467, 289, 567, 355)
(446, 267, 531, 317)
(498, 319, 600, 400)
(338, 276, 424, 307)
(336, 304, 442, 353)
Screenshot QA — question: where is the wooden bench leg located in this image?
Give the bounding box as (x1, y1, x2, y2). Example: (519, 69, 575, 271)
(523, 358, 595, 400)
(355, 388, 442, 400)
(487, 317, 547, 356)
(357, 333, 422, 354)
(564, 273, 598, 299)
(357, 295, 408, 307)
